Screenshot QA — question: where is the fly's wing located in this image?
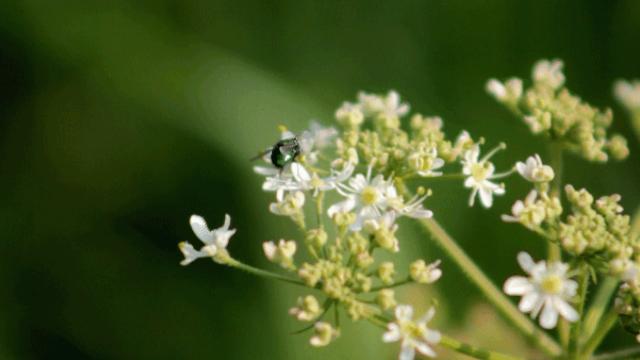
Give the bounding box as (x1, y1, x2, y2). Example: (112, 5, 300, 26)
(250, 148, 273, 162)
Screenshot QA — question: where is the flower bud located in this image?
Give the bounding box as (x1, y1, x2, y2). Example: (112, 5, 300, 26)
(289, 295, 322, 321)
(410, 259, 442, 284)
(378, 262, 395, 285)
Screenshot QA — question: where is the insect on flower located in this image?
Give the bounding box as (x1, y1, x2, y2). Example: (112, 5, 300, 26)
(252, 135, 302, 170)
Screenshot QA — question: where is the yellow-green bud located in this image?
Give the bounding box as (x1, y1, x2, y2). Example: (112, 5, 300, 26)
(410, 259, 442, 284)
(310, 322, 339, 347)
(306, 228, 328, 249)
(289, 295, 322, 321)
(377, 289, 397, 310)
(378, 262, 395, 285)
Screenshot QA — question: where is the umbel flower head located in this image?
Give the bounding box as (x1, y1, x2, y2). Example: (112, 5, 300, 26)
(504, 252, 578, 329)
(179, 214, 236, 265)
(383, 305, 441, 360)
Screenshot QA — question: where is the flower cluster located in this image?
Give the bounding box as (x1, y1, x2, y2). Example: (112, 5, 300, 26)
(488, 59, 629, 162)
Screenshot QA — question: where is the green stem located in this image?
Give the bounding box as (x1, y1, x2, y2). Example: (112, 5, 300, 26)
(547, 142, 563, 262)
(369, 277, 412, 292)
(593, 346, 640, 360)
(439, 335, 524, 360)
(417, 218, 562, 357)
(631, 205, 640, 238)
(581, 308, 619, 358)
(581, 277, 619, 343)
(569, 264, 590, 358)
(226, 258, 307, 287)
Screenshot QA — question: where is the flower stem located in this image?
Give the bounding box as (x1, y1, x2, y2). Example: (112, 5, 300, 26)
(547, 142, 564, 262)
(581, 308, 619, 358)
(569, 263, 590, 358)
(593, 346, 640, 360)
(439, 335, 524, 360)
(369, 277, 412, 292)
(417, 218, 562, 357)
(226, 258, 307, 287)
(581, 277, 619, 343)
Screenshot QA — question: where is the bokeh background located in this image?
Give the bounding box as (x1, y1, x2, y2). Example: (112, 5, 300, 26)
(1, 1, 639, 359)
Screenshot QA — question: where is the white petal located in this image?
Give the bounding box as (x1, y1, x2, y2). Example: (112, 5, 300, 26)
(291, 162, 311, 183)
(424, 329, 441, 344)
(517, 252, 535, 273)
(395, 305, 414, 321)
(479, 188, 494, 208)
(382, 324, 401, 343)
(262, 241, 277, 260)
(190, 215, 214, 244)
(504, 276, 533, 295)
(399, 344, 416, 360)
(178, 241, 206, 265)
(539, 300, 559, 329)
(327, 197, 356, 218)
(553, 298, 579, 322)
(415, 342, 437, 358)
(419, 306, 436, 323)
(518, 291, 541, 313)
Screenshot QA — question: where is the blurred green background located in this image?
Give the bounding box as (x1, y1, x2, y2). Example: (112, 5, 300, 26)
(1, 1, 639, 359)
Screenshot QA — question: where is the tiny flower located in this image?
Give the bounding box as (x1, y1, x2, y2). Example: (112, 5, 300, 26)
(269, 190, 305, 217)
(461, 144, 506, 208)
(263, 239, 297, 269)
(363, 212, 399, 252)
(501, 190, 546, 228)
(503, 252, 579, 329)
(409, 259, 442, 284)
(289, 295, 322, 322)
(486, 78, 523, 103)
(329, 164, 397, 230)
(298, 121, 338, 164)
(516, 154, 555, 183)
(383, 305, 441, 360)
(310, 322, 339, 347)
(358, 90, 410, 122)
(532, 59, 565, 90)
(335, 101, 365, 128)
(614, 79, 640, 111)
(407, 146, 445, 177)
(179, 214, 236, 265)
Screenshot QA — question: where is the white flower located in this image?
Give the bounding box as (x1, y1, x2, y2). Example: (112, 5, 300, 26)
(461, 145, 506, 208)
(486, 78, 523, 103)
(516, 154, 554, 183)
(383, 305, 441, 360)
(290, 162, 354, 196)
(329, 164, 397, 230)
(179, 214, 236, 265)
(503, 252, 579, 329)
(409, 259, 442, 284)
(335, 101, 365, 127)
(407, 146, 445, 177)
(391, 192, 434, 219)
(614, 79, 640, 111)
(262, 239, 297, 269)
(298, 121, 338, 164)
(501, 190, 545, 228)
(358, 90, 410, 120)
(532, 59, 565, 90)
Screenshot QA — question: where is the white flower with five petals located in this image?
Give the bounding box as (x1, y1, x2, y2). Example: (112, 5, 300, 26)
(461, 145, 506, 208)
(503, 252, 579, 329)
(383, 305, 441, 360)
(179, 214, 236, 265)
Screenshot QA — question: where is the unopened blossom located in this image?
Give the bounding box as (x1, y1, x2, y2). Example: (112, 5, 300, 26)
(461, 145, 506, 208)
(533, 59, 565, 90)
(378, 261, 396, 285)
(263, 239, 297, 269)
(409, 259, 442, 284)
(378, 289, 398, 310)
(289, 295, 322, 322)
(310, 322, 339, 347)
(516, 154, 554, 183)
(503, 252, 578, 329)
(364, 212, 400, 252)
(486, 78, 523, 104)
(179, 214, 236, 265)
(383, 305, 441, 360)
